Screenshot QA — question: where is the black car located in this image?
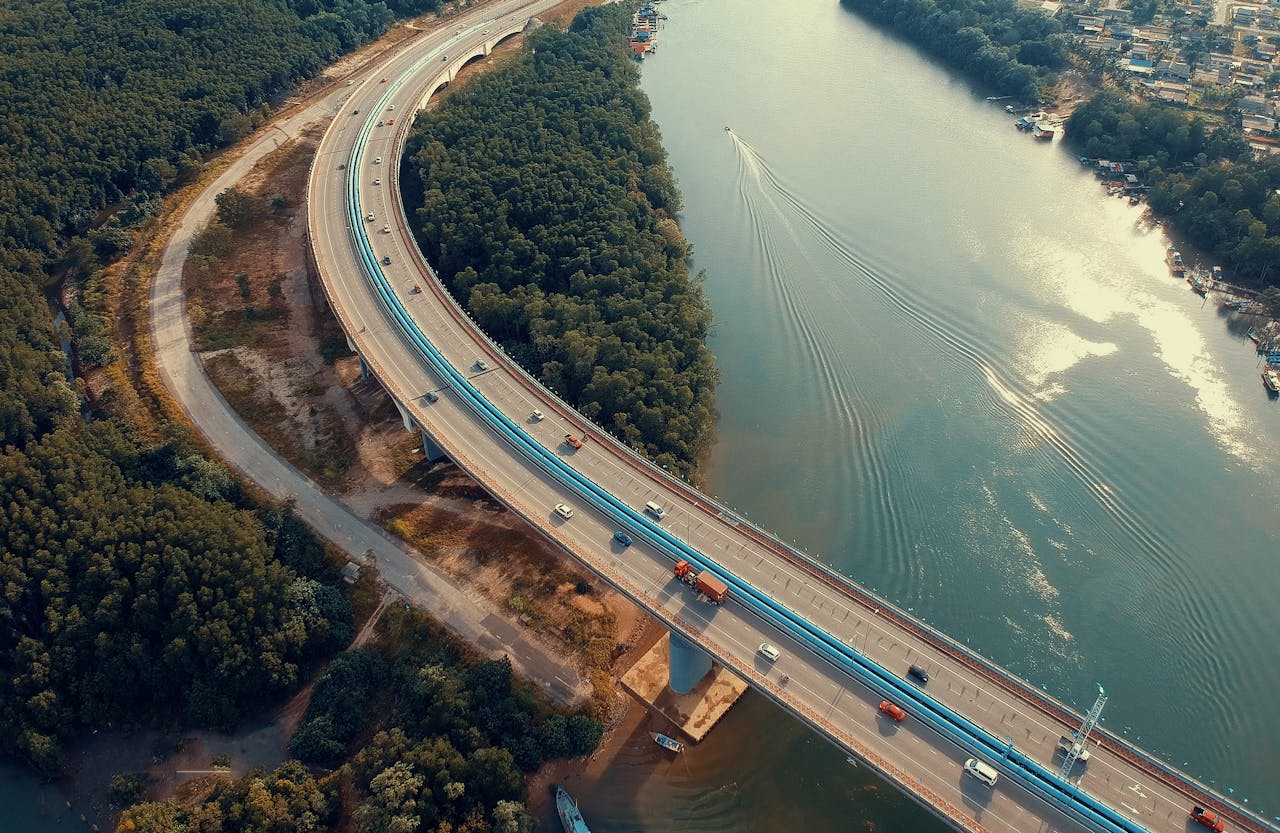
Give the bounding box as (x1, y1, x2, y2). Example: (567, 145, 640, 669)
(907, 665, 930, 684)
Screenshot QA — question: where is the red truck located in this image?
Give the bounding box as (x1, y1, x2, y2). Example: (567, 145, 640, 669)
(1190, 807, 1226, 832)
(674, 560, 729, 605)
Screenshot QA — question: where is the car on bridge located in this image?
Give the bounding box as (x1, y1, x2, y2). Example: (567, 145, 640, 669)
(757, 643, 780, 662)
(907, 664, 930, 684)
(564, 434, 583, 449)
(424, 390, 439, 403)
(554, 503, 574, 520)
(878, 701, 907, 722)
(1190, 806, 1226, 832)
(612, 530, 633, 547)
(530, 409, 544, 421)
(963, 757, 999, 787)
(474, 359, 489, 372)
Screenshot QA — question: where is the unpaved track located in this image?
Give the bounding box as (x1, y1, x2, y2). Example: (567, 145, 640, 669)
(149, 4, 587, 707)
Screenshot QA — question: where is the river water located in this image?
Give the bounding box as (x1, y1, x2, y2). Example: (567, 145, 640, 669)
(568, 0, 1280, 829)
(5, 0, 1279, 829)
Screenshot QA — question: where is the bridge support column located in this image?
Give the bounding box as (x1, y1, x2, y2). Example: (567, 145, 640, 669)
(358, 355, 369, 382)
(393, 400, 415, 433)
(420, 428, 447, 462)
(668, 631, 713, 694)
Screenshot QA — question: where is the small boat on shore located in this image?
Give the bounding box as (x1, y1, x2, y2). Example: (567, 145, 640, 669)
(1263, 367, 1280, 395)
(1165, 246, 1186, 277)
(1189, 272, 1209, 295)
(556, 786, 590, 833)
(651, 732, 685, 752)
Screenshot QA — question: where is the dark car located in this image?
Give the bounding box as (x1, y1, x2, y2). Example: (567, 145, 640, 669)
(612, 530, 633, 547)
(907, 665, 930, 684)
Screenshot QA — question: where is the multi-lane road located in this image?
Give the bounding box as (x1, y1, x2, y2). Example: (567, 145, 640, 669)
(306, 4, 1272, 833)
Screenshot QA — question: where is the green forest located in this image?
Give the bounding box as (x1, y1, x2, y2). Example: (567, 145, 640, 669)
(0, 0, 442, 773)
(1067, 93, 1280, 285)
(838, 0, 1069, 101)
(119, 611, 601, 833)
(402, 4, 718, 479)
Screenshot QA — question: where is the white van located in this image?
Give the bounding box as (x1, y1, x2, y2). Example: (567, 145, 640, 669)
(644, 501, 666, 519)
(963, 758, 999, 787)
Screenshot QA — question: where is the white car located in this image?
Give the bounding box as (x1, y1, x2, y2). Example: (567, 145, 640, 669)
(554, 503, 574, 520)
(374, 156, 382, 164)
(365, 212, 375, 221)
(382, 226, 391, 234)
(373, 178, 381, 186)
(388, 104, 395, 111)
(758, 643, 781, 662)
(530, 410, 545, 421)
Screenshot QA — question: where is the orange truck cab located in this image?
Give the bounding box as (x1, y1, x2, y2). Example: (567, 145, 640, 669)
(1190, 807, 1226, 832)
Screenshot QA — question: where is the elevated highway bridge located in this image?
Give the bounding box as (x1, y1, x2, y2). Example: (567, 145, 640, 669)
(306, 3, 1274, 832)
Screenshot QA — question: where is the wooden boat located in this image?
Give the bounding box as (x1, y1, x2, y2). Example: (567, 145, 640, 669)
(651, 732, 685, 753)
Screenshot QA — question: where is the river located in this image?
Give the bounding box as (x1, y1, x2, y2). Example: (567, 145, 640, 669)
(5, 0, 1278, 829)
(566, 0, 1280, 829)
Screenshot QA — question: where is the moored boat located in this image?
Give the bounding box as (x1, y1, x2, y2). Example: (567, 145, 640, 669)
(1263, 367, 1280, 395)
(1165, 246, 1185, 277)
(1032, 123, 1055, 140)
(651, 732, 685, 752)
(555, 786, 590, 833)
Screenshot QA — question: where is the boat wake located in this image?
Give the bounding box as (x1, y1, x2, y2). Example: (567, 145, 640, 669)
(728, 132, 1188, 584)
(732, 130, 922, 578)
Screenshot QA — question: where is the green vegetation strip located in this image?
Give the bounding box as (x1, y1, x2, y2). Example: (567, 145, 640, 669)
(402, 4, 718, 479)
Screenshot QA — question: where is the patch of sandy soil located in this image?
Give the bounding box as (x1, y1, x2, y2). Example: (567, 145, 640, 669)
(1046, 68, 1098, 121)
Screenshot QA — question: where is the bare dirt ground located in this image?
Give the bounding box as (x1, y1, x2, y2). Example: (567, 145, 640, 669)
(1045, 68, 1099, 121)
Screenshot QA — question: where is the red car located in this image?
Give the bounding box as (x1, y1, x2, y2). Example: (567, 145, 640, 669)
(878, 701, 907, 722)
(1190, 807, 1225, 832)
(564, 434, 583, 449)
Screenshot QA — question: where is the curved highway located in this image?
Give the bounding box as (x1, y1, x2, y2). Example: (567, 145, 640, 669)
(307, 6, 1274, 833)
(150, 6, 588, 705)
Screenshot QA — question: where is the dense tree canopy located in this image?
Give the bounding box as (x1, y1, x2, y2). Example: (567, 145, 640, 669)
(1066, 94, 1280, 285)
(0, 423, 352, 771)
(0, 0, 418, 774)
(839, 0, 1068, 101)
(116, 760, 337, 833)
(124, 611, 596, 833)
(403, 5, 718, 477)
(0, 0, 441, 253)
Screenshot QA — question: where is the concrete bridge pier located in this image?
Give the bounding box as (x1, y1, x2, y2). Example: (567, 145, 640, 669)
(358, 355, 369, 381)
(420, 428, 447, 462)
(393, 400, 415, 433)
(668, 631, 713, 694)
